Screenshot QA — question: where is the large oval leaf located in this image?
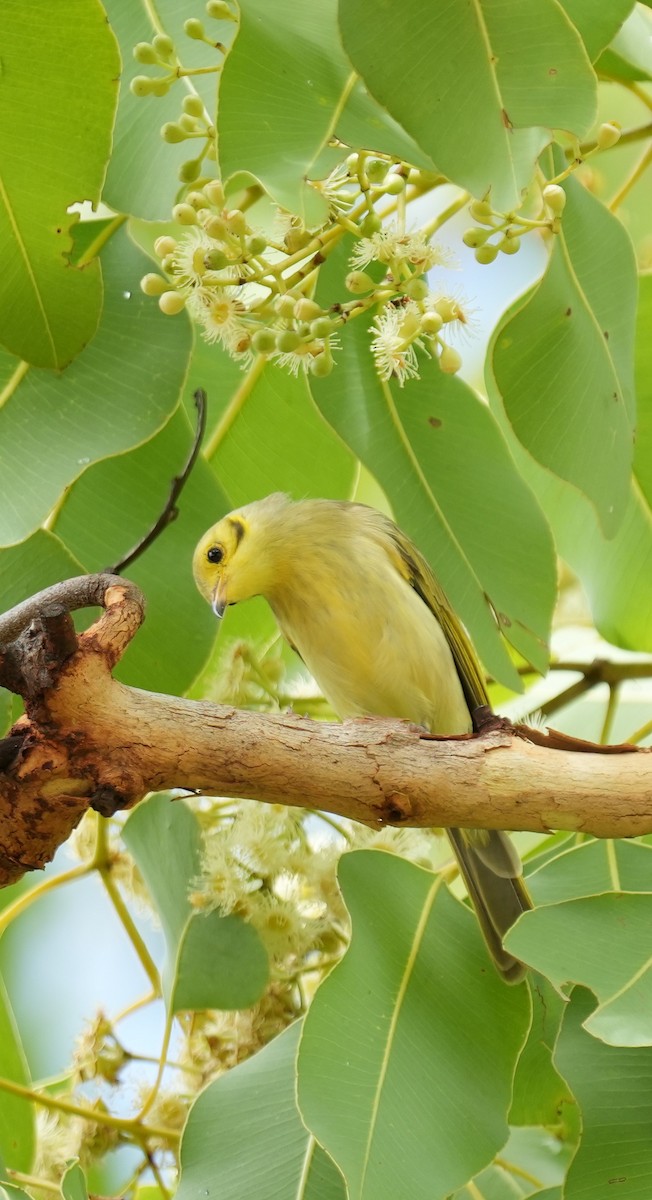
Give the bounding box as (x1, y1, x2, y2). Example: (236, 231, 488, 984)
(0, 978, 34, 1173)
(298, 850, 530, 1200)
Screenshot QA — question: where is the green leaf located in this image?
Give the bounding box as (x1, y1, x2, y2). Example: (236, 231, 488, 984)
(52, 407, 226, 696)
(0, 1, 119, 368)
(526, 839, 652, 906)
(0, 224, 192, 548)
(0, 1186, 32, 1200)
(60, 1161, 88, 1200)
(0, 977, 35, 1173)
(597, 3, 652, 80)
(492, 172, 637, 536)
(510, 975, 571, 1127)
(507, 893, 652, 1046)
(634, 272, 652, 511)
(298, 850, 530, 1200)
(123, 794, 268, 1012)
(339, 0, 596, 210)
(203, 356, 356, 506)
(561, 0, 635, 61)
(178, 1021, 347, 1200)
(555, 987, 652, 1197)
(102, 0, 224, 219)
(310, 287, 556, 687)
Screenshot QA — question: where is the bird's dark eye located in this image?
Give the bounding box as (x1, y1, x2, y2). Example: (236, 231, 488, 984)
(207, 546, 224, 564)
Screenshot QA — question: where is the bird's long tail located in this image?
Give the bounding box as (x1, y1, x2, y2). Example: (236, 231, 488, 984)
(447, 827, 531, 984)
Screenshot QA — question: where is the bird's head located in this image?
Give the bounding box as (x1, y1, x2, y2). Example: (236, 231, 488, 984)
(193, 493, 291, 617)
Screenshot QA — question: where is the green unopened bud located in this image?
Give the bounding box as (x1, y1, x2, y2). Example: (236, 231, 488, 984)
(311, 351, 334, 377)
(225, 209, 246, 235)
(172, 202, 198, 225)
(284, 228, 311, 253)
(346, 152, 359, 175)
(382, 173, 406, 195)
(251, 329, 277, 354)
(184, 18, 206, 39)
(345, 270, 375, 293)
(543, 183, 566, 214)
(205, 248, 229, 270)
(597, 121, 621, 150)
(154, 236, 178, 258)
(294, 298, 322, 321)
(276, 329, 302, 352)
(183, 94, 205, 118)
(133, 42, 157, 64)
(462, 227, 489, 249)
(499, 233, 521, 255)
(206, 0, 237, 18)
(311, 317, 334, 339)
(159, 291, 187, 315)
(161, 122, 186, 143)
(203, 215, 227, 239)
(152, 33, 175, 61)
(469, 199, 494, 224)
(204, 180, 225, 207)
(179, 113, 199, 133)
(359, 212, 381, 237)
(187, 190, 209, 209)
(150, 78, 171, 97)
(179, 158, 201, 183)
(475, 243, 498, 265)
(130, 75, 155, 97)
(276, 294, 297, 319)
(365, 157, 388, 184)
(140, 273, 168, 296)
(247, 233, 267, 256)
(439, 344, 462, 374)
(420, 310, 443, 335)
(405, 277, 429, 301)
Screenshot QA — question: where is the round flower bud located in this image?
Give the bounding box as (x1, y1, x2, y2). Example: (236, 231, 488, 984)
(311, 351, 334, 377)
(133, 42, 157, 64)
(346, 152, 359, 175)
(276, 330, 302, 352)
(204, 179, 225, 207)
(543, 184, 566, 214)
(179, 113, 199, 133)
(184, 18, 205, 39)
(359, 212, 381, 237)
(251, 329, 277, 354)
(130, 75, 155, 98)
(150, 78, 171, 97)
(345, 270, 375, 293)
(383, 173, 406, 195)
(365, 157, 388, 184)
(499, 233, 521, 255)
(183, 94, 205, 117)
(475, 243, 498, 265)
(247, 233, 267, 256)
(206, 0, 236, 18)
(179, 158, 201, 183)
(439, 344, 462, 374)
(294, 298, 322, 321)
(284, 228, 311, 253)
(225, 209, 246, 235)
(159, 291, 187, 315)
(187, 190, 209, 209)
(161, 122, 186, 143)
(205, 248, 229, 270)
(172, 203, 198, 225)
(152, 33, 175, 60)
(405, 277, 429, 301)
(154, 235, 177, 258)
(311, 317, 334, 339)
(597, 122, 621, 150)
(420, 310, 443, 335)
(469, 199, 494, 223)
(462, 227, 489, 248)
(276, 294, 297, 319)
(203, 215, 228, 239)
(140, 273, 168, 296)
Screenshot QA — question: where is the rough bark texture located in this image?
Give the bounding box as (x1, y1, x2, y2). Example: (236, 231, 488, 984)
(0, 576, 650, 887)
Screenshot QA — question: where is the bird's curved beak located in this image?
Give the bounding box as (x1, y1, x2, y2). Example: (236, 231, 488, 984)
(212, 578, 228, 619)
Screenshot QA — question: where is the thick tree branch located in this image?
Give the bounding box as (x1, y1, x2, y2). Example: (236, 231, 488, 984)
(0, 576, 650, 887)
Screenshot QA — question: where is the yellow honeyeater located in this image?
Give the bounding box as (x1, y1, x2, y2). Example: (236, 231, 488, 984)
(194, 493, 530, 982)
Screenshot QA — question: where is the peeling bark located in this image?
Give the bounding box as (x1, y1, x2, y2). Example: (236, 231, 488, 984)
(0, 576, 650, 887)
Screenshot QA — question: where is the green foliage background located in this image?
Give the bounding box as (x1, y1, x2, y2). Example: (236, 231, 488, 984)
(1, 1, 652, 1198)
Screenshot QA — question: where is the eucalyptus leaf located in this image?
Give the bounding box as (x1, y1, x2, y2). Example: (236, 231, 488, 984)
(123, 794, 268, 1013)
(0, 978, 34, 1173)
(510, 975, 571, 1127)
(298, 850, 530, 1200)
(634, 272, 652, 510)
(561, 0, 635, 61)
(340, 0, 596, 209)
(178, 1021, 347, 1200)
(0, 0, 119, 367)
(60, 1160, 88, 1200)
(0, 225, 192, 547)
(597, 2, 652, 81)
(554, 987, 652, 1198)
(526, 838, 652, 906)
